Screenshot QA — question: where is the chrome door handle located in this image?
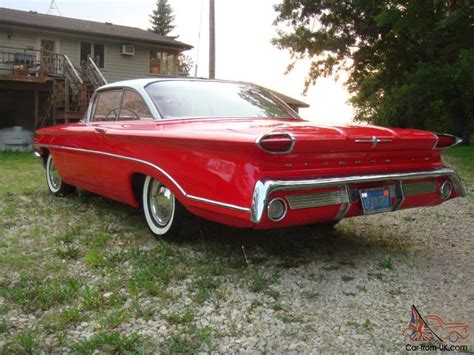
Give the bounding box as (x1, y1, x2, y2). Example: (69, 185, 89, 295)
(95, 128, 106, 134)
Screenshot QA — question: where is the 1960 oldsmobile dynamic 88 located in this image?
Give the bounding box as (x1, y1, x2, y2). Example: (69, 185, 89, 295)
(34, 78, 465, 238)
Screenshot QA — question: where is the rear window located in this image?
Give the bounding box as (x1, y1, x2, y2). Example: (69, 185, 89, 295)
(145, 81, 299, 119)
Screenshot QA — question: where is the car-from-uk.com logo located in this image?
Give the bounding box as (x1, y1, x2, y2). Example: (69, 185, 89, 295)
(403, 305, 470, 352)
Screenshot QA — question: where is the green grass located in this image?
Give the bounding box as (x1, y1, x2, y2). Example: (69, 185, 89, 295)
(444, 146, 474, 191)
(164, 307, 195, 325)
(1, 330, 38, 353)
(380, 257, 394, 270)
(163, 326, 213, 353)
(1, 275, 81, 312)
(71, 332, 145, 353)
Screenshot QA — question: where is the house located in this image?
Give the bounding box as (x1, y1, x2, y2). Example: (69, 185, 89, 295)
(0, 7, 192, 149)
(0, 7, 308, 151)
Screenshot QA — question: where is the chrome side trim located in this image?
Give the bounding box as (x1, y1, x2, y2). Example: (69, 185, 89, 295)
(250, 167, 465, 223)
(186, 194, 250, 213)
(38, 144, 251, 214)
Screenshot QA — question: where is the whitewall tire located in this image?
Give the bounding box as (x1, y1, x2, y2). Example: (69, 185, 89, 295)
(142, 175, 186, 238)
(46, 154, 75, 196)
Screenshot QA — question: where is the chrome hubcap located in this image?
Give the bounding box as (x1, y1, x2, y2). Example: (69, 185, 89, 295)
(149, 180, 174, 227)
(49, 159, 61, 189)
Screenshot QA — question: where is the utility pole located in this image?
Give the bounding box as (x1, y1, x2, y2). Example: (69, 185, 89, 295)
(209, 0, 215, 79)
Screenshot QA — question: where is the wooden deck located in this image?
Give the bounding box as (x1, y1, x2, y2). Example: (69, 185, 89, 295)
(0, 74, 53, 84)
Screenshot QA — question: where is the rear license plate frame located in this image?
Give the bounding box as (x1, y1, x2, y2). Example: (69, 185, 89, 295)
(359, 187, 393, 215)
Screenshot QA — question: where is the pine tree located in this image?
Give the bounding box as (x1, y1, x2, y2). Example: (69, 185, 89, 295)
(149, 0, 176, 36)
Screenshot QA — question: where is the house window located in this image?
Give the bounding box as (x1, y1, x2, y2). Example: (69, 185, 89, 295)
(80, 42, 91, 64)
(93, 44, 105, 68)
(81, 42, 105, 68)
(41, 39, 56, 52)
(150, 50, 176, 75)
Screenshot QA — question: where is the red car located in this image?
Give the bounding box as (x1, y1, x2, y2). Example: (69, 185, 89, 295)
(34, 79, 465, 238)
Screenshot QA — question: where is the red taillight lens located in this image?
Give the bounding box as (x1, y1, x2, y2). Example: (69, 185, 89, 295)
(434, 133, 461, 149)
(258, 133, 294, 153)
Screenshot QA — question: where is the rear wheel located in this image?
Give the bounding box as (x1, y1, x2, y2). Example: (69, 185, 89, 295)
(46, 154, 76, 196)
(142, 175, 187, 239)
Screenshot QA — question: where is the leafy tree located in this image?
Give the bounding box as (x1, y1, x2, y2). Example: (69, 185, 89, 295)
(273, 1, 474, 144)
(149, 0, 176, 36)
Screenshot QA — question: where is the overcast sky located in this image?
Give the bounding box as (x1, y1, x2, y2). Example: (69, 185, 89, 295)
(1, 0, 354, 124)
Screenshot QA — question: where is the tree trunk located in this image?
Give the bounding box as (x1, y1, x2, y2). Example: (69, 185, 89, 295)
(461, 112, 473, 145)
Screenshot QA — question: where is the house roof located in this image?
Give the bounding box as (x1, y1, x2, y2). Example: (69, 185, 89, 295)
(0, 7, 192, 51)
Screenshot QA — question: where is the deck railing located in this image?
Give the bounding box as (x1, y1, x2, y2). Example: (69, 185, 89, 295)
(0, 46, 64, 78)
(82, 55, 107, 88)
(1, 46, 101, 128)
(0, 46, 41, 77)
(40, 49, 63, 76)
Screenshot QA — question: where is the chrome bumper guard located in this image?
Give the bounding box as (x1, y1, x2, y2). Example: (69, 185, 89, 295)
(250, 167, 465, 223)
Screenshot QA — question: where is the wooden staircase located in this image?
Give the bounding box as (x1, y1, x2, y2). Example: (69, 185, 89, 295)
(37, 53, 107, 128)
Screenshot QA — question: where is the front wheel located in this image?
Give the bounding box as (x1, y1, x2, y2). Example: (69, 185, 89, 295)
(46, 154, 76, 196)
(142, 176, 187, 239)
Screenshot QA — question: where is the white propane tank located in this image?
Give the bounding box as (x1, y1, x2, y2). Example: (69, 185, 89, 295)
(0, 126, 34, 151)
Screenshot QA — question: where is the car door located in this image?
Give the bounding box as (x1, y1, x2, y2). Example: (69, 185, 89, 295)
(60, 89, 123, 193)
(100, 89, 156, 203)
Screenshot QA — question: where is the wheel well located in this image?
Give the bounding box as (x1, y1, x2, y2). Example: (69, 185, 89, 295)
(41, 148, 50, 167)
(131, 173, 146, 206)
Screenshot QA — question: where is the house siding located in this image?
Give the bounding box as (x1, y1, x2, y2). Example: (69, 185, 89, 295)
(0, 26, 180, 82)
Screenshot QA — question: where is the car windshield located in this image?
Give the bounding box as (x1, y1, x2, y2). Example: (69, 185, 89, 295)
(145, 80, 299, 119)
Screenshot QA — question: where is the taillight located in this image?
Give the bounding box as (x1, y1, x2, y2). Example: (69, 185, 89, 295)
(434, 133, 462, 149)
(257, 133, 295, 154)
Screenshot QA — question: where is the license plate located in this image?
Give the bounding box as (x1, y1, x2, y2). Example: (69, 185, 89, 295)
(359, 187, 392, 215)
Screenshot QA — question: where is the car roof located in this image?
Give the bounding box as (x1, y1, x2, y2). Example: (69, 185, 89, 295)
(97, 77, 257, 92)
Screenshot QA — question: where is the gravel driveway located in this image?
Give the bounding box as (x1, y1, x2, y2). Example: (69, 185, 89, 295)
(126, 197, 474, 352)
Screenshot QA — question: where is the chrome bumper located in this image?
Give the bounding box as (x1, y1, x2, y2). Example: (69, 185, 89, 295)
(250, 167, 465, 223)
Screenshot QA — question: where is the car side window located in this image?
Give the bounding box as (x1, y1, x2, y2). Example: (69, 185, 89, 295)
(118, 90, 154, 121)
(92, 90, 123, 122)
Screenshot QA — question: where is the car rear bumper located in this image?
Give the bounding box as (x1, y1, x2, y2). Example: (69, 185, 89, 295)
(250, 167, 465, 224)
